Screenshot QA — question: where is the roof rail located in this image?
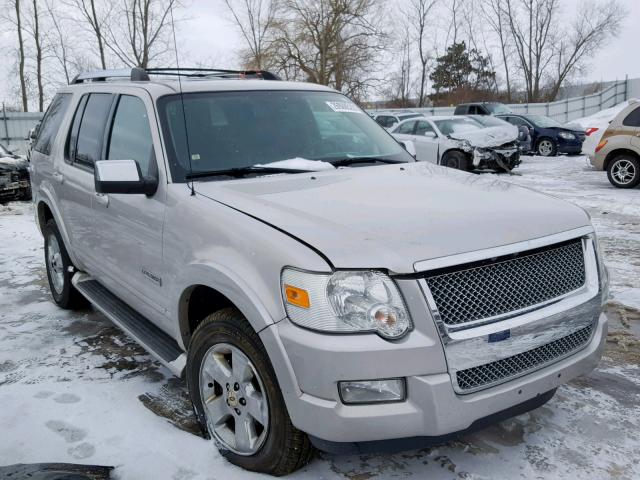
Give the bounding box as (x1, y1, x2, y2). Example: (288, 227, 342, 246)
(70, 67, 281, 84)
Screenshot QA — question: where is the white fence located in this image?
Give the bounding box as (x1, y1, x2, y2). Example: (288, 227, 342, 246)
(1, 107, 43, 155)
(373, 77, 640, 124)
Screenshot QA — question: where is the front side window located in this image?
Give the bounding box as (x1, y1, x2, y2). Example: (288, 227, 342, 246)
(415, 120, 435, 136)
(74, 93, 113, 167)
(396, 120, 416, 134)
(107, 95, 155, 175)
(158, 90, 409, 181)
(622, 107, 640, 127)
(34, 93, 72, 155)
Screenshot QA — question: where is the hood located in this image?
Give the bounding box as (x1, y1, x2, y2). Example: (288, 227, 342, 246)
(0, 156, 28, 171)
(449, 125, 518, 148)
(194, 162, 591, 274)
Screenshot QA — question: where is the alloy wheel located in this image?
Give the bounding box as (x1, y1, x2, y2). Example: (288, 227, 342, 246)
(538, 139, 554, 156)
(199, 343, 269, 456)
(46, 233, 65, 294)
(611, 159, 636, 185)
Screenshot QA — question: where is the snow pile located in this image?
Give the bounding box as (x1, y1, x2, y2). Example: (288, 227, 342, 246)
(256, 158, 335, 171)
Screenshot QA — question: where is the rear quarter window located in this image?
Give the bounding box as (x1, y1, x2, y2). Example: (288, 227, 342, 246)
(34, 93, 72, 155)
(622, 107, 640, 127)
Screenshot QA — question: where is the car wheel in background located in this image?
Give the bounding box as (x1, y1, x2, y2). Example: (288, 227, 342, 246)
(187, 308, 314, 475)
(441, 151, 470, 171)
(607, 155, 640, 189)
(44, 219, 87, 309)
(537, 138, 557, 157)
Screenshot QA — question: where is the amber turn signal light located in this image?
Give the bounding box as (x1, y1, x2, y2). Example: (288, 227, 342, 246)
(284, 284, 310, 309)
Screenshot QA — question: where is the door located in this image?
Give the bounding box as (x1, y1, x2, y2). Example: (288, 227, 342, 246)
(412, 120, 440, 163)
(53, 93, 114, 269)
(91, 94, 168, 315)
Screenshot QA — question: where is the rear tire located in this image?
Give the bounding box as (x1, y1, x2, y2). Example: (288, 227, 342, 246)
(187, 308, 314, 476)
(44, 219, 87, 309)
(607, 155, 640, 189)
(441, 151, 470, 171)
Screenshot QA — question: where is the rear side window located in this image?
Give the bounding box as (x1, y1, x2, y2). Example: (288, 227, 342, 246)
(622, 107, 640, 127)
(34, 93, 72, 155)
(107, 95, 155, 175)
(74, 93, 113, 167)
(375, 116, 396, 128)
(454, 105, 466, 115)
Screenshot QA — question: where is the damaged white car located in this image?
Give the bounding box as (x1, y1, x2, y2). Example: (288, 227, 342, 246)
(390, 115, 522, 172)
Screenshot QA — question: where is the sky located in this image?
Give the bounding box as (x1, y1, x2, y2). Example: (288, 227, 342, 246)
(1, 0, 639, 108)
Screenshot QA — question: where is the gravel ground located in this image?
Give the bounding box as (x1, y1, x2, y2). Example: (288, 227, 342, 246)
(0, 155, 639, 480)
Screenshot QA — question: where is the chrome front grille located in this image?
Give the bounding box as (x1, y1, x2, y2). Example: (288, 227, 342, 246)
(455, 322, 595, 392)
(424, 239, 586, 327)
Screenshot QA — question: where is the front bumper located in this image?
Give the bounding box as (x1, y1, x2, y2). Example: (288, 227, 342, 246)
(557, 138, 583, 154)
(266, 311, 605, 446)
(260, 231, 606, 449)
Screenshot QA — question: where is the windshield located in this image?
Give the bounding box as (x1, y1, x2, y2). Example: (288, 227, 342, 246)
(158, 90, 410, 181)
(526, 115, 563, 128)
(469, 116, 510, 128)
(434, 118, 483, 136)
(485, 103, 512, 114)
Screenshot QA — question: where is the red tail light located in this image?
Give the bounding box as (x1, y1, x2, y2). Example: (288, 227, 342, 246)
(585, 127, 599, 136)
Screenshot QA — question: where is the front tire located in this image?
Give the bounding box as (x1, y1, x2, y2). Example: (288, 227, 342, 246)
(187, 308, 313, 475)
(607, 155, 640, 188)
(44, 219, 87, 309)
(536, 138, 557, 157)
(441, 151, 470, 171)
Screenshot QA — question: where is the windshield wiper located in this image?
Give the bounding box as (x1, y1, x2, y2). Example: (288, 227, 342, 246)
(185, 166, 314, 180)
(328, 157, 405, 167)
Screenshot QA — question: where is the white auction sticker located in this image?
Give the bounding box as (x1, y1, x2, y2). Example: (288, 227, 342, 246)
(325, 101, 363, 114)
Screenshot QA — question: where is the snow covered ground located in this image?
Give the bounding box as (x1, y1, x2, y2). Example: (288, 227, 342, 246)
(0, 155, 639, 479)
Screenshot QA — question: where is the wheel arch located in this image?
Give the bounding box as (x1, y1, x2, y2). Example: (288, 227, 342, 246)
(440, 148, 470, 165)
(603, 148, 640, 171)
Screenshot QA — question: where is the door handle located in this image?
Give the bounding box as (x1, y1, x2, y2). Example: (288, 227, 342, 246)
(52, 172, 64, 184)
(94, 193, 109, 207)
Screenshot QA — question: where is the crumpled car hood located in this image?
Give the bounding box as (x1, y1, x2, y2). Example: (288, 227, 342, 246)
(195, 162, 591, 273)
(450, 125, 519, 148)
(0, 156, 28, 172)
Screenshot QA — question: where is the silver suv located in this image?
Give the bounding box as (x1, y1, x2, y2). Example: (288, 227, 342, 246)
(31, 68, 609, 475)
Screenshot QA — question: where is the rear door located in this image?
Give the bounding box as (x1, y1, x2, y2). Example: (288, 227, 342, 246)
(91, 92, 169, 319)
(54, 92, 114, 269)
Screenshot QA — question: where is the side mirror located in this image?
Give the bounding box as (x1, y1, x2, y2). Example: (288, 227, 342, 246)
(94, 159, 158, 196)
(423, 131, 437, 138)
(399, 140, 417, 157)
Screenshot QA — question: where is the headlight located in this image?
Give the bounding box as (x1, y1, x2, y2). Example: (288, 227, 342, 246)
(281, 268, 412, 339)
(558, 132, 576, 140)
(457, 139, 473, 152)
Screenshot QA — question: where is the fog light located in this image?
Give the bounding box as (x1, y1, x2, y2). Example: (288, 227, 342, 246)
(338, 378, 406, 404)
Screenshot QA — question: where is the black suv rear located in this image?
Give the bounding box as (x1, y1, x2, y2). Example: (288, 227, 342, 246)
(454, 102, 512, 116)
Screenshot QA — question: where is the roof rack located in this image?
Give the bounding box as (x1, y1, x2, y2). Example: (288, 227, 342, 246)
(70, 67, 281, 84)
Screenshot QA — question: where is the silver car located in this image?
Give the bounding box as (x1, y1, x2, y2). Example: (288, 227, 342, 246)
(30, 68, 608, 475)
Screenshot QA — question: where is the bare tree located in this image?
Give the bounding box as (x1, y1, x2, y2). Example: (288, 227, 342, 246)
(505, 0, 623, 102)
(548, 1, 624, 100)
(46, 0, 72, 84)
(402, 0, 438, 107)
(271, 0, 387, 99)
(6, 0, 29, 111)
(64, 0, 111, 69)
(223, 0, 280, 70)
(481, 0, 512, 100)
(104, 0, 178, 68)
(25, 0, 44, 111)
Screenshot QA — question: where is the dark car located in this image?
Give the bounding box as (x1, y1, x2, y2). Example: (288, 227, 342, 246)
(454, 102, 512, 116)
(0, 143, 31, 202)
(496, 114, 585, 157)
